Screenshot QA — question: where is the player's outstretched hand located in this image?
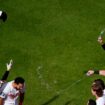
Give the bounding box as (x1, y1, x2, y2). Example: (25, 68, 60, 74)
(6, 59, 13, 71)
(98, 36, 104, 45)
(86, 70, 94, 76)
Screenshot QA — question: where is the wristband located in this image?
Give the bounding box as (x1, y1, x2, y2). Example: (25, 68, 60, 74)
(94, 70, 99, 74)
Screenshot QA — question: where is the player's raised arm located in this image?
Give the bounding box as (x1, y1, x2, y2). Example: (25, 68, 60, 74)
(1, 59, 13, 81)
(86, 70, 105, 76)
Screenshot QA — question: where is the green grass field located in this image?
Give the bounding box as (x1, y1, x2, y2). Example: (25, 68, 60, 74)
(0, 0, 105, 105)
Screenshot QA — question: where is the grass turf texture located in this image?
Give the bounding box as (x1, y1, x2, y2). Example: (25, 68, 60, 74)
(0, 0, 105, 104)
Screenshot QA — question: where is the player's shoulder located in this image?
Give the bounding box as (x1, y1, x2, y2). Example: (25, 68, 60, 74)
(7, 81, 13, 86)
(96, 96, 105, 105)
(4, 81, 13, 89)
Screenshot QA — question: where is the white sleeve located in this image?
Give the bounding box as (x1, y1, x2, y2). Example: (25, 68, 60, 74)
(0, 84, 10, 99)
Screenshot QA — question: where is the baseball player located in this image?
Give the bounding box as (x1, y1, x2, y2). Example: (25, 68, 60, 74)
(0, 77, 25, 105)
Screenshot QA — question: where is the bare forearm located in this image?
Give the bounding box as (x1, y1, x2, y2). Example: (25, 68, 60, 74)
(87, 70, 105, 76)
(99, 70, 105, 76)
(0, 98, 4, 105)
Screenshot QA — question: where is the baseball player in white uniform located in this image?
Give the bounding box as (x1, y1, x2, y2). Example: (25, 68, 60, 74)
(0, 77, 25, 105)
(91, 83, 105, 105)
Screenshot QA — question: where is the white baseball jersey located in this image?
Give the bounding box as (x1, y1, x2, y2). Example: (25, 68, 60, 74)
(0, 81, 25, 105)
(96, 95, 105, 105)
(103, 89, 105, 95)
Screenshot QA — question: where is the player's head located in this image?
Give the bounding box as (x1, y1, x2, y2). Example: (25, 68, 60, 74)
(87, 99, 96, 105)
(0, 11, 7, 22)
(92, 79, 105, 90)
(91, 83, 103, 97)
(14, 77, 25, 90)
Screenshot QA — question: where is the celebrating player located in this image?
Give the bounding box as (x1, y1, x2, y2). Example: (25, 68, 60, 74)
(0, 77, 25, 105)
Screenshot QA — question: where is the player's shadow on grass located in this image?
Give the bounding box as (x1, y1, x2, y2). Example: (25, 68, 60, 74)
(41, 94, 59, 105)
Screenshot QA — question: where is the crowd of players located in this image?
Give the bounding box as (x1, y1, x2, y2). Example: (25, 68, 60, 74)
(1, 9, 105, 105)
(0, 10, 25, 105)
(87, 36, 105, 105)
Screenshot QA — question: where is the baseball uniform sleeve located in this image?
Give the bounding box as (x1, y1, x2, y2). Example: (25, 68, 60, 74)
(0, 83, 10, 99)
